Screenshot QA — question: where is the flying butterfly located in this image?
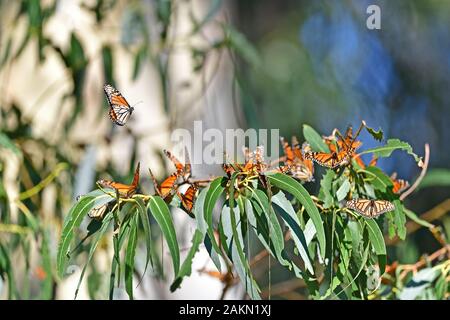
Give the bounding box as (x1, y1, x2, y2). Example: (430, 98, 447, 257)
(97, 162, 140, 198)
(345, 198, 395, 218)
(103, 84, 134, 126)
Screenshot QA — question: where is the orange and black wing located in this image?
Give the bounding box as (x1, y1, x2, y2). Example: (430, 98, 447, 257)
(148, 168, 161, 196)
(304, 151, 349, 169)
(392, 178, 409, 194)
(280, 137, 294, 165)
(346, 199, 394, 218)
(164, 149, 184, 174)
(160, 173, 179, 197)
(103, 84, 134, 126)
(97, 179, 136, 198)
(178, 185, 197, 213)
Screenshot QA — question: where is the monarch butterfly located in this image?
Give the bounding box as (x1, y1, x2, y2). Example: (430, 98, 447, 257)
(353, 153, 378, 169)
(390, 173, 409, 194)
(148, 168, 178, 199)
(88, 203, 109, 220)
(103, 84, 134, 126)
(243, 145, 267, 173)
(164, 148, 192, 181)
(280, 137, 314, 181)
(303, 146, 352, 169)
(345, 198, 395, 218)
(177, 184, 198, 212)
(305, 124, 364, 169)
(336, 126, 363, 152)
(97, 162, 140, 198)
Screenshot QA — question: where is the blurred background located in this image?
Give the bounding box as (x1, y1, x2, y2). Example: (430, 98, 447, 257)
(0, 0, 449, 299)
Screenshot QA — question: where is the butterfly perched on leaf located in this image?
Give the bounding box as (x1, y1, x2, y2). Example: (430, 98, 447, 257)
(88, 203, 109, 220)
(148, 168, 178, 200)
(345, 198, 395, 218)
(303, 144, 351, 169)
(280, 136, 314, 182)
(304, 125, 362, 169)
(103, 84, 134, 126)
(177, 184, 198, 213)
(97, 162, 140, 198)
(164, 148, 192, 182)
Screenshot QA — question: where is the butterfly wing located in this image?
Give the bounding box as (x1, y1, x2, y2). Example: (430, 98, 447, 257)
(98, 179, 136, 198)
(104, 84, 133, 126)
(372, 200, 395, 216)
(164, 150, 184, 174)
(88, 203, 108, 220)
(280, 137, 294, 164)
(346, 199, 394, 218)
(148, 168, 162, 196)
(304, 151, 345, 168)
(160, 173, 178, 197)
(178, 185, 197, 212)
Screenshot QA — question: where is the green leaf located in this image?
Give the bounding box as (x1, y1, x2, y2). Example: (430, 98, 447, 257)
(148, 196, 180, 275)
(0, 132, 22, 156)
(75, 212, 113, 299)
(40, 230, 53, 299)
(336, 178, 351, 202)
(419, 169, 450, 189)
(170, 229, 203, 292)
(267, 173, 326, 260)
(221, 204, 261, 299)
(360, 166, 392, 192)
(195, 186, 221, 271)
(102, 45, 114, 84)
(132, 45, 148, 80)
(136, 197, 153, 274)
(403, 208, 434, 229)
(0, 242, 17, 299)
(303, 124, 329, 152)
(249, 189, 286, 267)
(125, 214, 138, 300)
(272, 191, 314, 274)
(319, 170, 335, 208)
(203, 177, 226, 257)
(224, 25, 261, 68)
(393, 200, 407, 240)
(365, 125, 383, 141)
(57, 193, 113, 277)
(365, 219, 386, 274)
(194, 186, 209, 235)
(359, 139, 422, 163)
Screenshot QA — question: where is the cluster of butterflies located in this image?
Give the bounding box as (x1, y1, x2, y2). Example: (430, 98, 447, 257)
(277, 125, 409, 218)
(89, 149, 197, 219)
(87, 84, 409, 220)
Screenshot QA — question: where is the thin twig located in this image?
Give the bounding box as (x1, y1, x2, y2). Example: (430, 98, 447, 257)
(400, 143, 430, 201)
(398, 245, 450, 280)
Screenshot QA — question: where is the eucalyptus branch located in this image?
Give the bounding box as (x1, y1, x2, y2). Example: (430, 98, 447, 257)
(400, 143, 430, 201)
